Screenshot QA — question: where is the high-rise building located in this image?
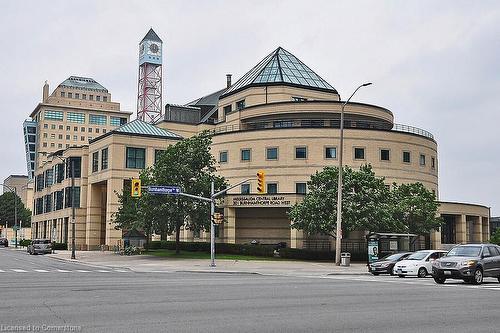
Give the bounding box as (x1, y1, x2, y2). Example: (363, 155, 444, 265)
(137, 28, 163, 123)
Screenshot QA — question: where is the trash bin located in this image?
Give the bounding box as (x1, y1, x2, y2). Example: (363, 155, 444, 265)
(340, 252, 351, 267)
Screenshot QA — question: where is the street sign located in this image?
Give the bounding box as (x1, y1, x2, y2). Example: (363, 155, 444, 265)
(147, 185, 181, 195)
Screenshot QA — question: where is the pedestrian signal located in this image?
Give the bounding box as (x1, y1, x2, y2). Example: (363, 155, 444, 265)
(131, 178, 142, 197)
(256, 170, 265, 194)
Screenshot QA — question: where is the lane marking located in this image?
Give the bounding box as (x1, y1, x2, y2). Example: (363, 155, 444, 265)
(96, 270, 110, 273)
(11, 269, 27, 272)
(76, 270, 91, 273)
(114, 270, 128, 273)
(0, 269, 4, 272)
(34, 269, 49, 272)
(57, 269, 71, 272)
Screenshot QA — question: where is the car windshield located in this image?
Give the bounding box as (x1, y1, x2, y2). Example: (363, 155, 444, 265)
(406, 252, 429, 260)
(34, 240, 51, 244)
(447, 246, 482, 257)
(382, 253, 407, 261)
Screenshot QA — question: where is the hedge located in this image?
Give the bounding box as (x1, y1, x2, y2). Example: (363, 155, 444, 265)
(52, 242, 68, 250)
(279, 248, 367, 261)
(19, 239, 31, 247)
(146, 241, 275, 257)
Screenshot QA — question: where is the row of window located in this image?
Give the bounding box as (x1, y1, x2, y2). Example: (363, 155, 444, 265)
(91, 148, 109, 172)
(34, 187, 81, 215)
(240, 182, 306, 195)
(43, 123, 109, 134)
(220, 147, 436, 168)
(44, 110, 126, 126)
(60, 91, 108, 102)
(35, 157, 81, 192)
(92, 147, 165, 173)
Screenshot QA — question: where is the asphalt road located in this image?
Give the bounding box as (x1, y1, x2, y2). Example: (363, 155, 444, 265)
(1, 247, 500, 333)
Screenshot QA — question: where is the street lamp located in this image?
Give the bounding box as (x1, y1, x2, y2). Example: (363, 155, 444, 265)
(1, 183, 18, 248)
(39, 151, 77, 259)
(335, 82, 372, 266)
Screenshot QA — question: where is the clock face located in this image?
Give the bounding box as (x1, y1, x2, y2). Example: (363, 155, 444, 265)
(149, 43, 159, 54)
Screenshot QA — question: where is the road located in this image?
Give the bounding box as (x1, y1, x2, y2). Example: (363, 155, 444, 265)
(1, 247, 500, 333)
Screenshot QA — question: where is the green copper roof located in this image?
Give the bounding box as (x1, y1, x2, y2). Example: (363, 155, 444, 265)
(59, 76, 108, 92)
(141, 28, 162, 43)
(113, 119, 182, 139)
(221, 47, 337, 98)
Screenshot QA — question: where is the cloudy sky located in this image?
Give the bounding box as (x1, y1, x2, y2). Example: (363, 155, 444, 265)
(1, 0, 499, 214)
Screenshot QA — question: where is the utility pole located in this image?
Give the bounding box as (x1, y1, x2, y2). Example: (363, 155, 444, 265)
(210, 181, 215, 267)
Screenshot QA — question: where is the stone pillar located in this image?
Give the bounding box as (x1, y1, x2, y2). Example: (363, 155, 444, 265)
(290, 226, 304, 249)
(225, 207, 236, 244)
(430, 229, 442, 249)
(86, 183, 103, 250)
(105, 178, 123, 248)
(482, 216, 490, 242)
(472, 216, 482, 243)
(456, 215, 467, 244)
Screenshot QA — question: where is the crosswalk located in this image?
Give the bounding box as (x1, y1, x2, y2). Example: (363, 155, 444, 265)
(0, 268, 131, 274)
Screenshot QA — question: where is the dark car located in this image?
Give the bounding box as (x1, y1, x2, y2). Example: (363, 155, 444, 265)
(368, 252, 412, 275)
(0, 238, 8, 247)
(432, 244, 500, 285)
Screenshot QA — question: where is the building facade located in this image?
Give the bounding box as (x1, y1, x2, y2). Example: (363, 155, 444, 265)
(29, 46, 490, 251)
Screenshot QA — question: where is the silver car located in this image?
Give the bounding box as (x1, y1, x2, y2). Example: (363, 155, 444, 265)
(27, 239, 52, 255)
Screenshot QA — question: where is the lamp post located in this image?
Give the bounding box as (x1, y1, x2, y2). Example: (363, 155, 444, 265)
(335, 82, 372, 266)
(1, 184, 18, 248)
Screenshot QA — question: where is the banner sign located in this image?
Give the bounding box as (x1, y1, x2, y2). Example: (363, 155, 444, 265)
(368, 240, 379, 263)
(232, 196, 291, 207)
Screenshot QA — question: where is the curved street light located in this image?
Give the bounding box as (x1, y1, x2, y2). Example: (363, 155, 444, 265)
(335, 82, 373, 266)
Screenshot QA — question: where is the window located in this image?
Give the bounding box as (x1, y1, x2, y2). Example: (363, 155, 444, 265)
(296, 182, 307, 194)
(44, 194, 52, 213)
(154, 149, 164, 164)
(325, 147, 337, 159)
(420, 154, 426, 166)
(103, 129, 107, 133)
(82, 94, 86, 100)
(223, 105, 232, 115)
(219, 151, 228, 163)
(51, 133, 55, 139)
(89, 95, 94, 101)
(56, 163, 64, 183)
(67, 112, 85, 123)
(65, 157, 82, 178)
(95, 128, 100, 134)
(236, 99, 245, 110)
(55, 191, 64, 210)
(101, 148, 108, 170)
(126, 147, 146, 169)
(88, 128, 92, 133)
(89, 114, 107, 125)
(43, 133, 47, 138)
(58, 134, 63, 139)
(66, 135, 70, 140)
(110, 117, 127, 127)
(241, 149, 251, 161)
(273, 120, 293, 128)
(60, 92, 65, 98)
(75, 93, 79, 99)
(59, 125, 63, 130)
(50, 143, 55, 147)
(92, 151, 99, 172)
(73, 135, 77, 141)
(45, 169, 54, 187)
(431, 157, 436, 169)
(64, 186, 81, 208)
(266, 147, 278, 160)
(295, 147, 307, 159)
(96, 95, 101, 101)
(58, 144, 62, 148)
(51, 124, 56, 130)
(354, 148, 365, 160)
(403, 151, 411, 163)
(241, 183, 250, 194)
(81, 127, 85, 132)
(380, 149, 390, 161)
(43, 142, 47, 147)
(81, 136, 85, 141)
(44, 110, 64, 121)
(292, 96, 308, 102)
(68, 92, 72, 98)
(267, 183, 278, 194)
(44, 124, 48, 129)
(103, 96, 108, 102)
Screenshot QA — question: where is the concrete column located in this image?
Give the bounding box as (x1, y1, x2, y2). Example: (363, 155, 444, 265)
(430, 229, 442, 249)
(225, 207, 236, 244)
(86, 183, 103, 250)
(456, 215, 467, 244)
(290, 227, 304, 249)
(482, 216, 490, 242)
(472, 216, 482, 243)
(105, 178, 123, 247)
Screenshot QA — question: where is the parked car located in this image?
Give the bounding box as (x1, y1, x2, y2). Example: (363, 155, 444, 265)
(393, 250, 447, 278)
(0, 238, 8, 247)
(368, 252, 412, 275)
(27, 239, 52, 255)
(432, 243, 500, 285)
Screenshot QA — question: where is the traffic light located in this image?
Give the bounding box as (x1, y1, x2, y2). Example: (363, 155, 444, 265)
(131, 178, 142, 197)
(256, 170, 265, 194)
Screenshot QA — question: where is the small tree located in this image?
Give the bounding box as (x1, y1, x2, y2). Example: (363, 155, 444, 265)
(0, 192, 31, 227)
(390, 183, 443, 235)
(489, 228, 500, 246)
(288, 165, 394, 239)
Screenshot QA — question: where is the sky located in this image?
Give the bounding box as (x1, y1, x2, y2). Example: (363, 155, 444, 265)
(0, 0, 499, 215)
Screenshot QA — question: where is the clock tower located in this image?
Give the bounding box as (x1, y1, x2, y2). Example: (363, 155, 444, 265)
(137, 28, 163, 123)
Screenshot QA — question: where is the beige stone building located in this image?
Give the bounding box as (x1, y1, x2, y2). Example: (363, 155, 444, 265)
(2, 175, 33, 211)
(29, 47, 490, 252)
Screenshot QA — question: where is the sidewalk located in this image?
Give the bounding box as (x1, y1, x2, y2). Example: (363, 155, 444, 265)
(46, 250, 370, 277)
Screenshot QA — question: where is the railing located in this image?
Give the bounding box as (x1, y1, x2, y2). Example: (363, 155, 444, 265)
(209, 118, 434, 140)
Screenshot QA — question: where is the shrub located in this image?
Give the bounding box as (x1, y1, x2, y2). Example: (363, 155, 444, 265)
(123, 246, 141, 255)
(52, 242, 67, 250)
(19, 239, 32, 247)
(279, 248, 368, 261)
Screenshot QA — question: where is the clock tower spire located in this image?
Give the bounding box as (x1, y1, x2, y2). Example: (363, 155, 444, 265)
(137, 28, 163, 123)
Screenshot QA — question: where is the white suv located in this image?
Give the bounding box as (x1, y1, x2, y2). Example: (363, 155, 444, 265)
(393, 250, 447, 278)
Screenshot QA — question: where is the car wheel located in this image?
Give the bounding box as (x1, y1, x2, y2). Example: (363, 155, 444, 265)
(472, 268, 483, 285)
(418, 267, 428, 278)
(371, 272, 380, 276)
(398, 275, 405, 278)
(434, 277, 446, 284)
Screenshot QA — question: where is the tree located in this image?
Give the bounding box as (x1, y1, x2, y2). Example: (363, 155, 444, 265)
(390, 183, 443, 235)
(288, 165, 394, 238)
(0, 191, 31, 227)
(490, 228, 500, 246)
(113, 131, 226, 253)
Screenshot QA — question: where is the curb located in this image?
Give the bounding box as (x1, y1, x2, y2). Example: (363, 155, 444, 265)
(176, 270, 262, 275)
(327, 272, 371, 276)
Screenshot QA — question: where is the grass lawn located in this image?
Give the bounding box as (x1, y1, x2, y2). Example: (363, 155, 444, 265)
(143, 249, 284, 261)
